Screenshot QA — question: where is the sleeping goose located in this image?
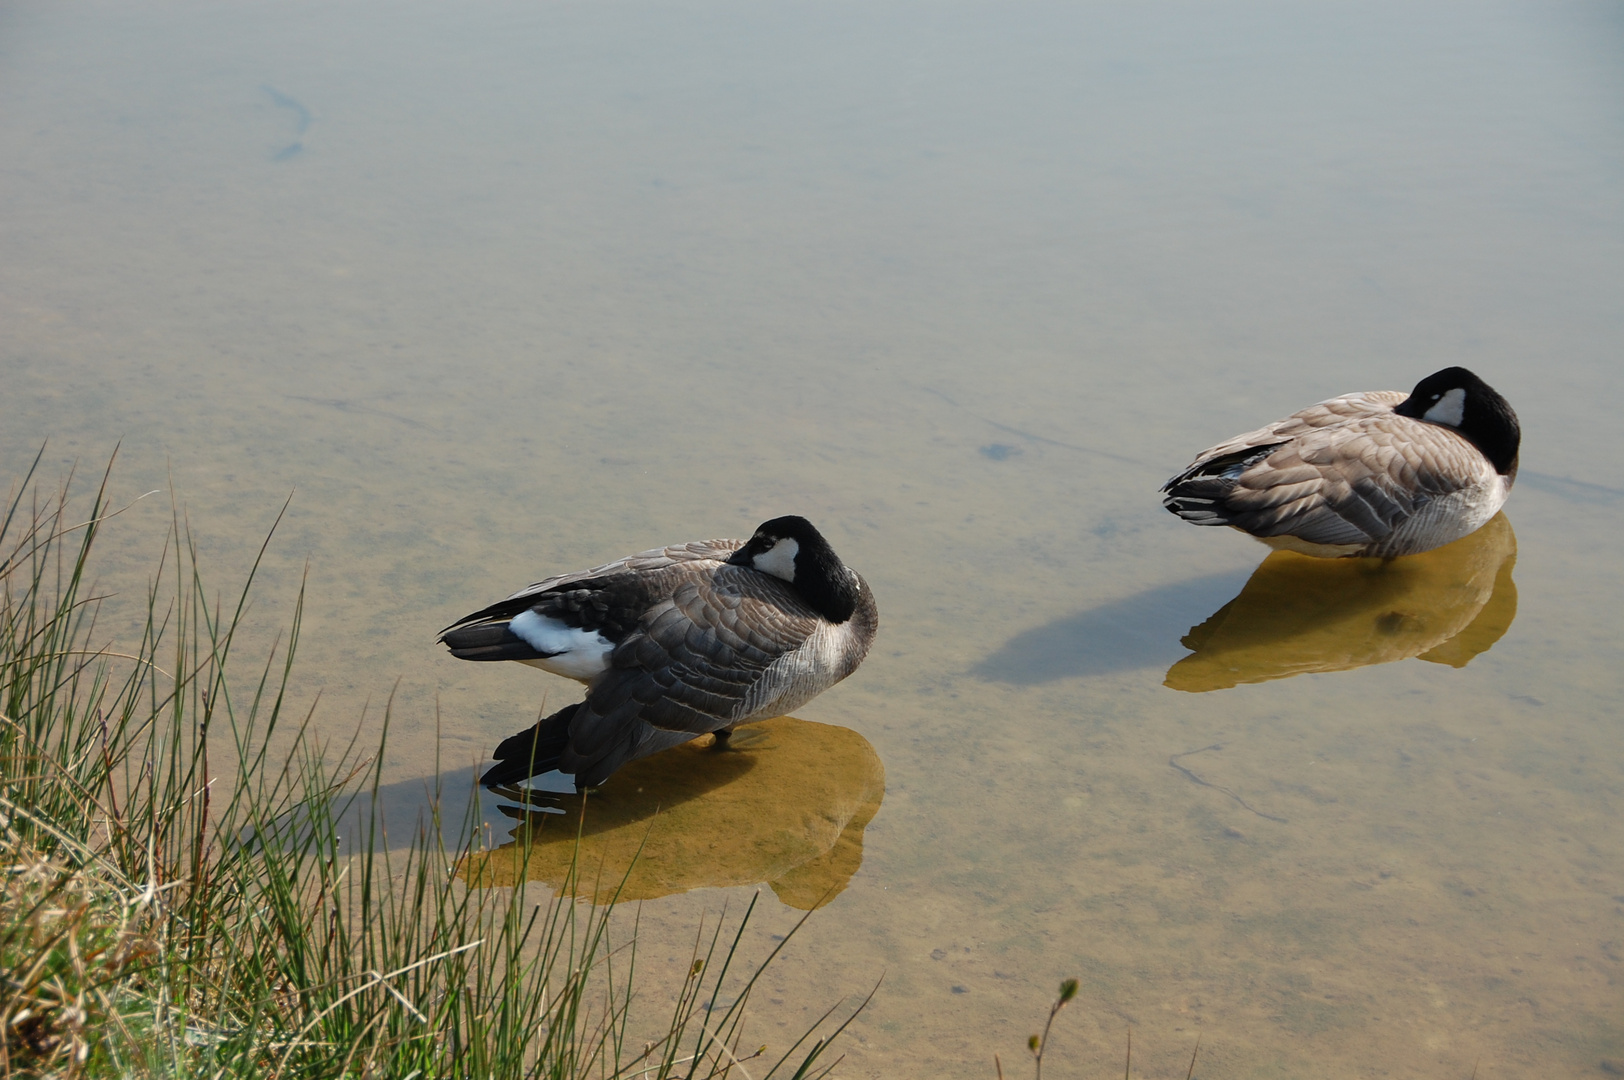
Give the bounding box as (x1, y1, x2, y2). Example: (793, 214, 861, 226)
(440, 516, 878, 789)
(1161, 367, 1520, 558)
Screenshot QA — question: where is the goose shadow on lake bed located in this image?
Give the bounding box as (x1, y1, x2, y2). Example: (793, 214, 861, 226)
(972, 569, 1255, 684)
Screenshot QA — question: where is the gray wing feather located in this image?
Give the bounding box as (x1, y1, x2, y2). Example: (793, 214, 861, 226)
(1187, 390, 1407, 464)
(499, 539, 744, 603)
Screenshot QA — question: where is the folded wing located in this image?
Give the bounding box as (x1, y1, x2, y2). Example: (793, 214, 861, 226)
(560, 568, 823, 786)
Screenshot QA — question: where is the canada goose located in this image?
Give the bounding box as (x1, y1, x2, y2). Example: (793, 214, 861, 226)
(1161, 367, 1520, 558)
(440, 516, 878, 788)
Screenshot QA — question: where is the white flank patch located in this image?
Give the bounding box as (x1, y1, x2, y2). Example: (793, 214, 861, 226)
(752, 537, 799, 582)
(1423, 387, 1466, 426)
(508, 610, 613, 680)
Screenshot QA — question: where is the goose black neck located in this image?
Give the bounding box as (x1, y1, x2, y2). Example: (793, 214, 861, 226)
(1464, 394, 1520, 476)
(793, 543, 860, 623)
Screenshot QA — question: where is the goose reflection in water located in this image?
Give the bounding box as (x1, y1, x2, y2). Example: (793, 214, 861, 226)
(1165, 512, 1518, 692)
(458, 716, 883, 910)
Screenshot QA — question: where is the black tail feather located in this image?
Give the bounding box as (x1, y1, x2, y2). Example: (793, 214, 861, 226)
(481, 703, 580, 787)
(1161, 443, 1284, 526)
(1162, 481, 1240, 526)
(441, 621, 547, 662)
(440, 592, 556, 637)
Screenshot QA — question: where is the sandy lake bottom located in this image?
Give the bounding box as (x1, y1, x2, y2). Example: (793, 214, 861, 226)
(4, 1, 1622, 1074)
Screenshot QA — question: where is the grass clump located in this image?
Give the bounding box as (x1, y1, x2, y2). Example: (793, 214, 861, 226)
(0, 447, 866, 1078)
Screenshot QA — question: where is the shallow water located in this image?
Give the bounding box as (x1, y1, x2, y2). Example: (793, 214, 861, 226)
(5, 0, 1623, 1074)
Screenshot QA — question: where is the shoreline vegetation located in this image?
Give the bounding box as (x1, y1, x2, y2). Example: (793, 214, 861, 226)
(0, 449, 867, 1078)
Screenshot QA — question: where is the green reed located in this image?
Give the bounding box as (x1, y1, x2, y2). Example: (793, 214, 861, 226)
(0, 447, 865, 1078)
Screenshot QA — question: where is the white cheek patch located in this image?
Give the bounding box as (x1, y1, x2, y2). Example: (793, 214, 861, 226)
(1423, 387, 1466, 427)
(509, 610, 614, 680)
(752, 537, 799, 582)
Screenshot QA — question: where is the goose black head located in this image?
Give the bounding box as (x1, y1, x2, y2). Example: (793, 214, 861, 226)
(1394, 366, 1521, 477)
(727, 515, 862, 623)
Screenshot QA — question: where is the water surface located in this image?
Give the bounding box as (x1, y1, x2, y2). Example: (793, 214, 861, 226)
(4, 1, 1623, 1074)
